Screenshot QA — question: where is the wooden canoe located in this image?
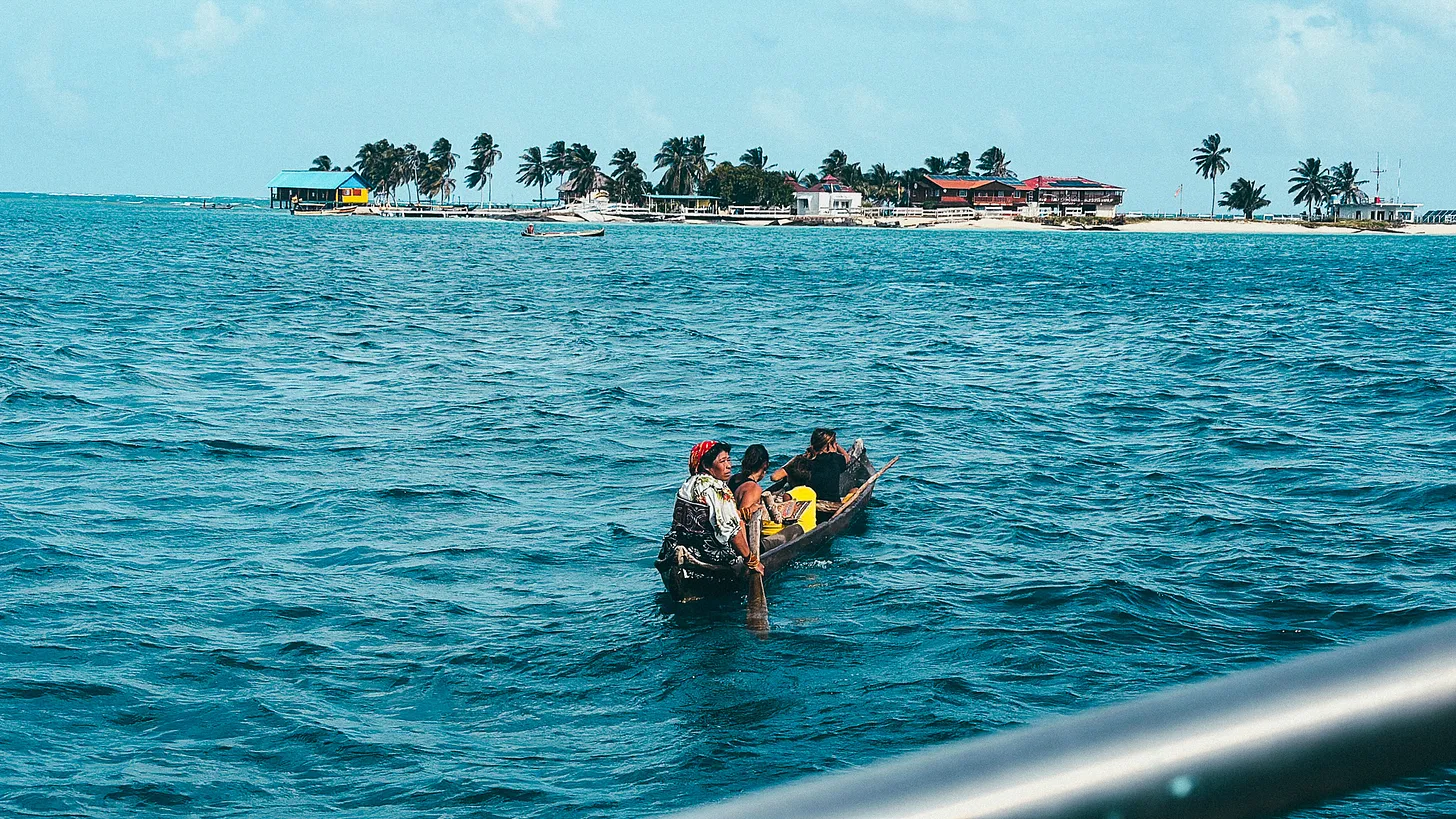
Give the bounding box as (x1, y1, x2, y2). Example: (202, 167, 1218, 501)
(656, 455, 898, 602)
(522, 228, 605, 238)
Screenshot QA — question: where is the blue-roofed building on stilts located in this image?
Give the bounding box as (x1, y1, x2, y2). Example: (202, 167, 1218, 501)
(267, 170, 371, 210)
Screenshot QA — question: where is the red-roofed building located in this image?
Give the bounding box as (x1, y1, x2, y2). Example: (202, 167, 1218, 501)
(910, 175, 1032, 214)
(794, 174, 863, 215)
(1022, 176, 1124, 217)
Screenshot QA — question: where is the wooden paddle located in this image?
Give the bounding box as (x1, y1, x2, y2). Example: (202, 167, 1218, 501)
(746, 509, 769, 632)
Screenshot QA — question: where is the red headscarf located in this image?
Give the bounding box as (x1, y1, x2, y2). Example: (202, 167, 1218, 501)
(689, 440, 718, 474)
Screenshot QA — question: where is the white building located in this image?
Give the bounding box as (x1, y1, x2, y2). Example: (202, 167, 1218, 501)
(793, 175, 862, 216)
(1331, 196, 1421, 223)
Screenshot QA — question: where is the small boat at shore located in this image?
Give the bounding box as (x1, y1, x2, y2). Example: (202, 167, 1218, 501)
(522, 227, 605, 238)
(656, 452, 898, 602)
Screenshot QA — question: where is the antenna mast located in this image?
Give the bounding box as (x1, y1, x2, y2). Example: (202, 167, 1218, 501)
(1373, 152, 1385, 201)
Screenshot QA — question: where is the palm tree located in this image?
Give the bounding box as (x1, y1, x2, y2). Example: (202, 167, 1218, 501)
(517, 146, 551, 205)
(686, 135, 714, 191)
(949, 151, 972, 175)
(657, 136, 714, 194)
(1192, 134, 1232, 217)
(866, 163, 896, 204)
(311, 155, 336, 172)
(924, 156, 948, 175)
(563, 143, 600, 199)
(1288, 157, 1332, 219)
(821, 149, 849, 178)
(428, 138, 458, 203)
(655, 136, 688, 194)
(464, 132, 503, 205)
(396, 143, 419, 202)
(544, 141, 568, 185)
(354, 140, 390, 189)
(976, 147, 1012, 177)
(1328, 161, 1368, 207)
(1220, 177, 1270, 221)
(609, 147, 650, 205)
(740, 147, 774, 170)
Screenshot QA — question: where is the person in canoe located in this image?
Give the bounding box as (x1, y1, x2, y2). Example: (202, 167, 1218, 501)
(772, 428, 850, 502)
(661, 441, 763, 577)
(523, 224, 536, 235)
(730, 445, 813, 549)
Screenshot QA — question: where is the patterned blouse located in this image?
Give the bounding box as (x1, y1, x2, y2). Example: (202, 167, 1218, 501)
(677, 473, 742, 550)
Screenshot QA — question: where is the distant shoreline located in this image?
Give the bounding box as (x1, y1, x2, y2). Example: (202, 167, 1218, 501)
(5, 193, 1453, 235)
(919, 218, 1456, 236)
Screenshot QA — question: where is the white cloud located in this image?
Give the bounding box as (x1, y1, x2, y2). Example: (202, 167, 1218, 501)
(1372, 0, 1456, 37)
(151, 1, 263, 74)
(502, 0, 561, 30)
(1236, 3, 1420, 143)
(16, 48, 86, 127)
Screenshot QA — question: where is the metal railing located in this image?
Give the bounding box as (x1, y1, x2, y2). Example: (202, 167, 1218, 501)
(661, 618, 1456, 819)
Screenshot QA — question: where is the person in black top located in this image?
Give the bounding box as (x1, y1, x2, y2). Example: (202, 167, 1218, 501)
(772, 428, 848, 502)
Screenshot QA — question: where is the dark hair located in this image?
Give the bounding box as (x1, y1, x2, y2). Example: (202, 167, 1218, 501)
(696, 442, 732, 474)
(784, 457, 813, 487)
(739, 444, 770, 477)
(807, 427, 836, 456)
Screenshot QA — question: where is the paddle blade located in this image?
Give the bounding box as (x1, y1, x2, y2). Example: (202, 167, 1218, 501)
(747, 572, 769, 632)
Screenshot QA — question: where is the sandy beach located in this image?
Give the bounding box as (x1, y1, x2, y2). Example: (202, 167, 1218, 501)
(916, 217, 1456, 236)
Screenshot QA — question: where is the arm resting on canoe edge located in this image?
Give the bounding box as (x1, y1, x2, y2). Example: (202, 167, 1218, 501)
(734, 526, 762, 574)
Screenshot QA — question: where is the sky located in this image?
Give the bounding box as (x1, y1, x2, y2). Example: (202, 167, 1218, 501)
(3, 0, 1454, 212)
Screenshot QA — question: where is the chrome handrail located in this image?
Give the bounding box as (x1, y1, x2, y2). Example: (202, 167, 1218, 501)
(661, 618, 1456, 819)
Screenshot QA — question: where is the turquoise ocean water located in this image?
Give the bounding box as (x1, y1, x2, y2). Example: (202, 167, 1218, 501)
(1, 193, 1453, 817)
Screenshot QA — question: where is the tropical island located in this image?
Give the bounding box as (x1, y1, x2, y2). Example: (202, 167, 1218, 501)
(266, 132, 1451, 234)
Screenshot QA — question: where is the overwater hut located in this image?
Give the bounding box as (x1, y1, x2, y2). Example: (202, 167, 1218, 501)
(267, 170, 370, 210)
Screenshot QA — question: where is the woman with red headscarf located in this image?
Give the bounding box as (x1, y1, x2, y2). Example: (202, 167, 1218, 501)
(661, 441, 762, 575)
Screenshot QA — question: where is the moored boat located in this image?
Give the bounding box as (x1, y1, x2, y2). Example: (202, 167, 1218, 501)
(656, 451, 897, 602)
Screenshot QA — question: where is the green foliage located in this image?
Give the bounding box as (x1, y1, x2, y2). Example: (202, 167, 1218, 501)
(465, 133, 503, 202)
(562, 142, 601, 197)
(821, 149, 849, 178)
(1219, 177, 1270, 220)
(739, 147, 773, 170)
(517, 146, 551, 204)
(1328, 161, 1368, 205)
(976, 146, 1011, 177)
(544, 141, 568, 180)
(1192, 133, 1232, 216)
(924, 156, 948, 175)
(311, 155, 334, 172)
(654, 135, 715, 195)
(609, 148, 651, 205)
(701, 162, 792, 207)
(949, 151, 971, 175)
(1287, 157, 1332, 217)
(1191, 133, 1231, 180)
